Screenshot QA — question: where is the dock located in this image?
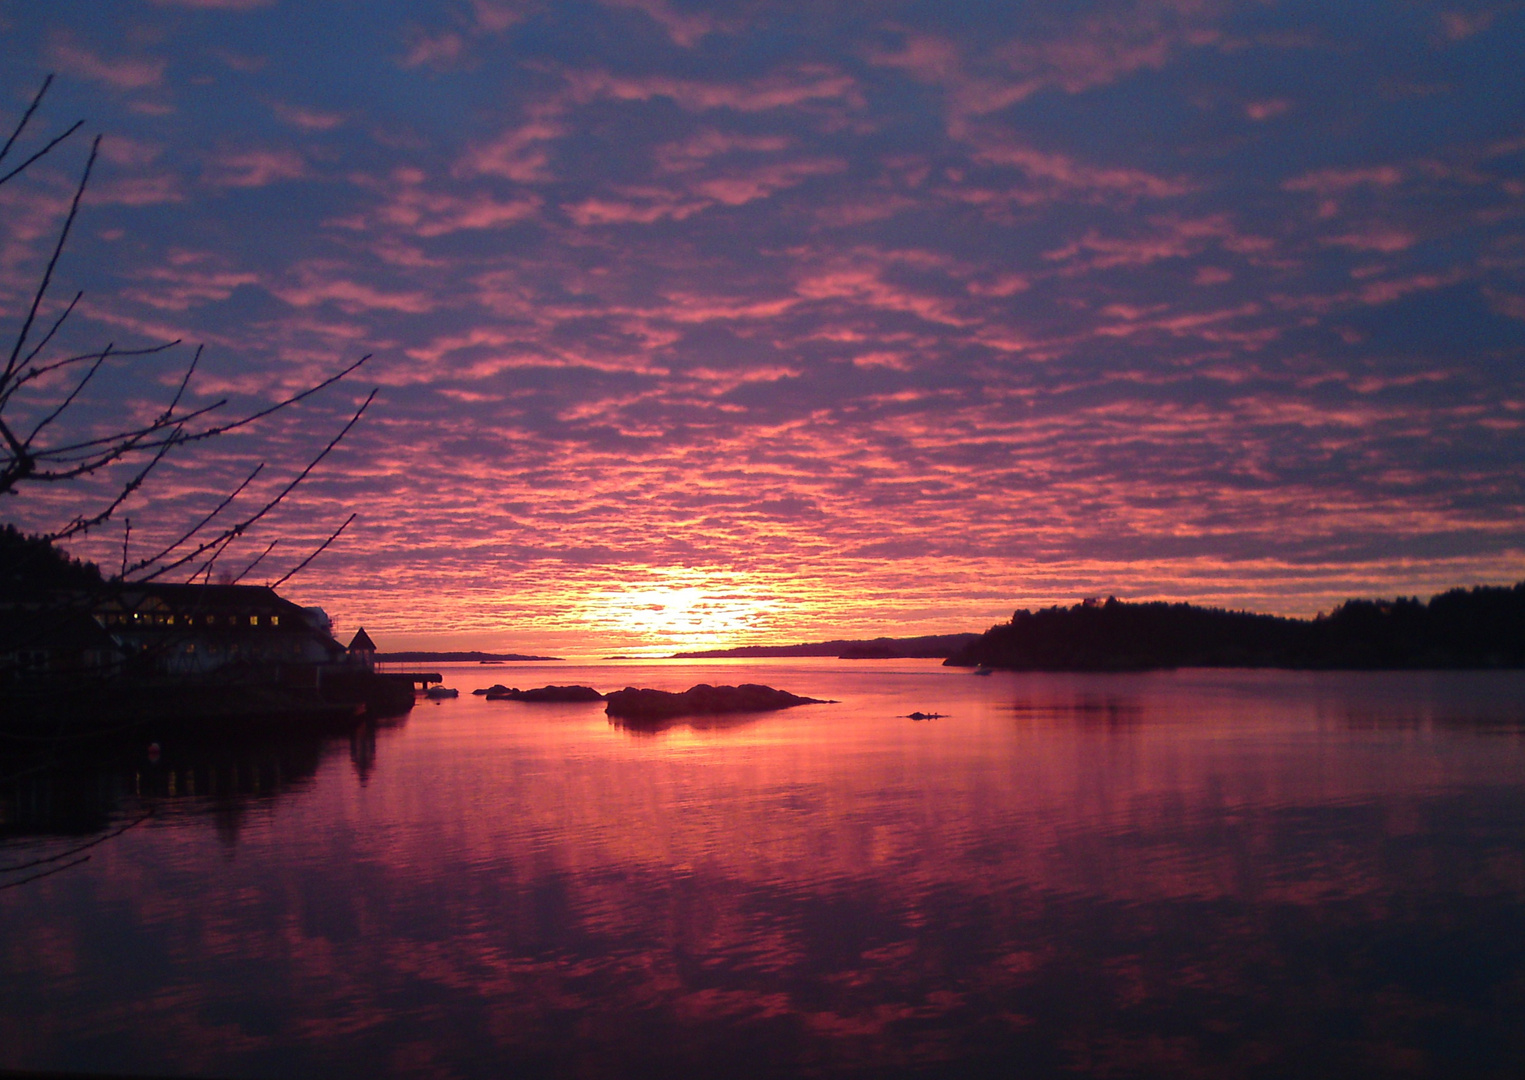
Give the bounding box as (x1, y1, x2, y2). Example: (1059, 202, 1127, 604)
(389, 671, 442, 686)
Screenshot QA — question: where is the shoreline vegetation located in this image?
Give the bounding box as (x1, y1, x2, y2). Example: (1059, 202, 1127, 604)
(669, 633, 980, 660)
(377, 650, 561, 663)
(945, 585, 1525, 672)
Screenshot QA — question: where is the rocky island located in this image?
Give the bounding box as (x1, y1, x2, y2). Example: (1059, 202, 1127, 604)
(478, 684, 604, 701)
(604, 683, 832, 722)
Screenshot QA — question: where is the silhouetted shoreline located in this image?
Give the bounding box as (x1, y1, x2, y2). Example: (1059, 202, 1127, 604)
(945, 585, 1525, 671)
(670, 633, 980, 660)
(377, 651, 562, 663)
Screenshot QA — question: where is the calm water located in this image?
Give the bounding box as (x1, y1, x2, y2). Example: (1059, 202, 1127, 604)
(3, 660, 1525, 1079)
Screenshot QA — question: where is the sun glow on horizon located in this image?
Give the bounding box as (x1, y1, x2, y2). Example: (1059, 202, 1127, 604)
(576, 568, 794, 656)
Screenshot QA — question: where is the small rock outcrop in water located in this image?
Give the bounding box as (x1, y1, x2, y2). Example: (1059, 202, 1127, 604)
(482, 685, 605, 702)
(604, 683, 829, 722)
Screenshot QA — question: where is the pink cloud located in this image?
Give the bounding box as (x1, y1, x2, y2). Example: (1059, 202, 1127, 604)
(366, 177, 543, 236)
(566, 65, 861, 113)
(967, 274, 1030, 297)
(653, 129, 793, 173)
(212, 50, 266, 73)
(600, 0, 729, 47)
(691, 158, 845, 205)
(973, 142, 1192, 201)
(150, 0, 273, 8)
(1438, 10, 1495, 41)
(120, 250, 261, 311)
(812, 193, 919, 227)
(1484, 288, 1525, 320)
(1282, 166, 1405, 194)
(870, 14, 1205, 135)
(469, 1, 528, 33)
(1355, 272, 1452, 305)
(655, 293, 798, 323)
(271, 270, 435, 315)
(1324, 228, 1416, 253)
(98, 135, 164, 168)
(271, 102, 346, 131)
(563, 191, 709, 226)
(1245, 98, 1291, 121)
(794, 263, 970, 327)
(1045, 215, 1272, 272)
(455, 113, 563, 182)
(996, 18, 1176, 94)
(47, 36, 165, 90)
(205, 148, 307, 187)
(402, 29, 468, 69)
(90, 174, 185, 206)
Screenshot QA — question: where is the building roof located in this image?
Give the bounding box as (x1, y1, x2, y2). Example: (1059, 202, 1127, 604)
(95, 583, 309, 619)
(348, 627, 377, 652)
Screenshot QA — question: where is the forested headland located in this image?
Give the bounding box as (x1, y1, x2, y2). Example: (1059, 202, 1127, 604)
(945, 586, 1525, 671)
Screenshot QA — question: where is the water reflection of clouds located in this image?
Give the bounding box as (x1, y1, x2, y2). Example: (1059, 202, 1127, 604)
(3, 670, 1524, 1076)
(1008, 696, 1145, 727)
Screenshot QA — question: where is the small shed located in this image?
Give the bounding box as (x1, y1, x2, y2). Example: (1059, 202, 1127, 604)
(347, 627, 377, 670)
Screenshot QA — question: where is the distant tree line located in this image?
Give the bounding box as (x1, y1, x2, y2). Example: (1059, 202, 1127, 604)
(671, 633, 980, 660)
(0, 523, 101, 594)
(944, 586, 1525, 671)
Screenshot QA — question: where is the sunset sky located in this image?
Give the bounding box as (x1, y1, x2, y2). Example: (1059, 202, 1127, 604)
(2, 0, 1523, 656)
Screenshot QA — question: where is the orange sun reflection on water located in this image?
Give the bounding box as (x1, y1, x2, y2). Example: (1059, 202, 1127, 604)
(576, 568, 791, 655)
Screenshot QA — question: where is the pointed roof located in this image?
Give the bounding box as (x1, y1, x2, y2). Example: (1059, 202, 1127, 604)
(347, 627, 376, 652)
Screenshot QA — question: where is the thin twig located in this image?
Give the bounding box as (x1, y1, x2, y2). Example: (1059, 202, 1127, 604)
(41, 354, 368, 457)
(24, 344, 112, 443)
(2, 135, 98, 390)
(0, 856, 90, 891)
(135, 388, 375, 582)
(122, 462, 264, 578)
(49, 425, 181, 541)
(0, 812, 151, 875)
(0, 119, 85, 188)
(270, 512, 357, 588)
(0, 74, 50, 169)
(230, 538, 279, 584)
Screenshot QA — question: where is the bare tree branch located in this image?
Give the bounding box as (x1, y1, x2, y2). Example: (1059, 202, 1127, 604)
(230, 538, 279, 584)
(2, 134, 97, 392)
(0, 75, 80, 179)
(121, 462, 264, 578)
(0, 74, 51, 167)
(24, 345, 112, 444)
(7, 341, 178, 399)
(269, 513, 357, 589)
(0, 118, 85, 189)
(2, 76, 376, 593)
(49, 425, 181, 541)
(134, 389, 376, 582)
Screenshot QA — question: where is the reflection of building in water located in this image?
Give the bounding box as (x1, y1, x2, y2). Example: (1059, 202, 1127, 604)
(350, 723, 377, 784)
(1, 728, 350, 841)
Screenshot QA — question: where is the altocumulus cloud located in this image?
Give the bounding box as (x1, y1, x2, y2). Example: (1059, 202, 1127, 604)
(2, 0, 1523, 653)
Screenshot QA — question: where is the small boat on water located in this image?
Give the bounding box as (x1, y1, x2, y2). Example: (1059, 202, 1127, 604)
(424, 685, 459, 699)
(973, 667, 995, 676)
